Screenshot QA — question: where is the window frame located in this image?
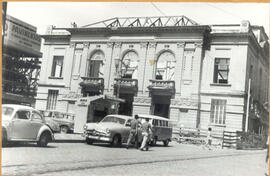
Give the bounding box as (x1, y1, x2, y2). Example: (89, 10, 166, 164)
(51, 56, 64, 78)
(213, 58, 230, 84)
(210, 99, 227, 125)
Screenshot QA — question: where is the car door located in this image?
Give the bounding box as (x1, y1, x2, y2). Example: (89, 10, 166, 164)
(30, 111, 44, 139)
(122, 119, 132, 143)
(11, 109, 33, 140)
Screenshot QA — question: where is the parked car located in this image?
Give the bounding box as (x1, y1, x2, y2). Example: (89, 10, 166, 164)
(44, 117, 60, 133)
(2, 104, 54, 147)
(137, 114, 172, 146)
(40, 110, 74, 133)
(83, 115, 143, 146)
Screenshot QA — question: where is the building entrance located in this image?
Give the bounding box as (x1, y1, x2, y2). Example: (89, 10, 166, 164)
(118, 93, 134, 116)
(151, 95, 171, 118)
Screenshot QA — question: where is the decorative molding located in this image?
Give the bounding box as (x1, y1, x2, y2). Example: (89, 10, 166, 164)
(195, 42, 203, 48)
(96, 44, 101, 48)
(129, 45, 134, 48)
(133, 97, 151, 104)
(149, 42, 157, 48)
(107, 42, 113, 48)
(115, 42, 122, 48)
(171, 98, 198, 106)
(83, 42, 89, 48)
(69, 42, 75, 48)
(177, 42, 185, 48)
(140, 42, 148, 48)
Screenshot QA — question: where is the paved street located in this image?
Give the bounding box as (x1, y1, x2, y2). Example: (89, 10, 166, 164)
(2, 141, 267, 176)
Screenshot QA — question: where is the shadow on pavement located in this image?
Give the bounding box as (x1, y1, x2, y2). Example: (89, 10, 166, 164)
(2, 142, 58, 148)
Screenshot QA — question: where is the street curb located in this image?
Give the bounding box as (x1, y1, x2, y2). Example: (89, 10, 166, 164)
(53, 140, 85, 143)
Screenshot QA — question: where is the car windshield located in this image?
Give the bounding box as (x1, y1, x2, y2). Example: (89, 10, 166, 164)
(2, 107, 14, 120)
(101, 116, 126, 125)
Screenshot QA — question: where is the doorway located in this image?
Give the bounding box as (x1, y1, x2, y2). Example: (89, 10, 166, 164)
(151, 95, 171, 118)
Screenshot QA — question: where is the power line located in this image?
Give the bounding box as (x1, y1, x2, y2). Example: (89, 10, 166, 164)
(150, 2, 166, 16)
(206, 3, 244, 21)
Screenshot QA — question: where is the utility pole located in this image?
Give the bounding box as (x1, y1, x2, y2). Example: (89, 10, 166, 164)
(245, 78, 251, 132)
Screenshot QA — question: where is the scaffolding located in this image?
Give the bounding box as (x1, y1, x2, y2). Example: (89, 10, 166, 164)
(82, 16, 198, 28)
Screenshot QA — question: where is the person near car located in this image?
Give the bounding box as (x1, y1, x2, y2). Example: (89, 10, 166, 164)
(139, 118, 152, 151)
(126, 115, 141, 149)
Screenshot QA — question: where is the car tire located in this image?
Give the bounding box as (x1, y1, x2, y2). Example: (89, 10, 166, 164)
(163, 139, 169, 147)
(37, 133, 50, 147)
(111, 135, 122, 147)
(86, 138, 93, 145)
(60, 126, 69, 134)
(151, 137, 157, 146)
(2, 130, 7, 147)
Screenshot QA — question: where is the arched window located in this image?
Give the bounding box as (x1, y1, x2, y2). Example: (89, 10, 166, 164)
(121, 51, 139, 79)
(155, 51, 176, 80)
(87, 51, 104, 78)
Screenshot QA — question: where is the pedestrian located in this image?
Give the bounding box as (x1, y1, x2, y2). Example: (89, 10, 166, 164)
(204, 127, 212, 150)
(126, 115, 140, 149)
(265, 135, 269, 176)
(139, 118, 152, 151)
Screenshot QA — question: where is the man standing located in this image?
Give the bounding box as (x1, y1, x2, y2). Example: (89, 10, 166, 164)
(140, 118, 152, 151)
(126, 115, 140, 149)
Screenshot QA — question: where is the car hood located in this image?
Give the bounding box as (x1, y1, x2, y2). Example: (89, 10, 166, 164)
(95, 122, 123, 131)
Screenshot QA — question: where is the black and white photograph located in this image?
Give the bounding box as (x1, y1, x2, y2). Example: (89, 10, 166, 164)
(2, 2, 269, 176)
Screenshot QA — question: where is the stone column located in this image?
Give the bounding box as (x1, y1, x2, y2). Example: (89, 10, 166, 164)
(175, 42, 185, 95)
(104, 42, 114, 92)
(80, 42, 89, 77)
(138, 42, 148, 95)
(108, 42, 122, 93)
(65, 42, 76, 88)
(143, 42, 156, 92)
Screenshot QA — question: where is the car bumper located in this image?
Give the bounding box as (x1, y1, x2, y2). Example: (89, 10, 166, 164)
(83, 133, 112, 142)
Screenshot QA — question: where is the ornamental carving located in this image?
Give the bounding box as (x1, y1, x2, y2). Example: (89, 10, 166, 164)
(171, 98, 198, 106)
(133, 97, 151, 104)
(140, 42, 148, 48)
(149, 42, 157, 48)
(107, 42, 113, 48)
(177, 42, 185, 48)
(115, 42, 122, 48)
(195, 42, 203, 48)
(83, 42, 89, 48)
(69, 42, 75, 48)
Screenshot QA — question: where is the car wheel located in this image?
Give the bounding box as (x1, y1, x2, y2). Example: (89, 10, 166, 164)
(86, 138, 93, 145)
(2, 130, 8, 147)
(37, 133, 49, 147)
(60, 126, 69, 133)
(151, 137, 157, 146)
(111, 135, 122, 147)
(163, 139, 169, 146)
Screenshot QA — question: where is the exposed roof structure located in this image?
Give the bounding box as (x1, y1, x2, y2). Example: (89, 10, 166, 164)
(81, 16, 198, 28)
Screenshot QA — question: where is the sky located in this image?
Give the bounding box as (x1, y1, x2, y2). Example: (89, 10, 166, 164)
(6, 2, 270, 35)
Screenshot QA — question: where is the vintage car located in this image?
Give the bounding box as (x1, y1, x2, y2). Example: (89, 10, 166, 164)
(137, 114, 172, 146)
(2, 104, 54, 147)
(40, 110, 74, 133)
(83, 114, 143, 146)
(44, 117, 61, 133)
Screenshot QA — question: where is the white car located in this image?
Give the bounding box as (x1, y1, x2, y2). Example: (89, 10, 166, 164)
(2, 104, 54, 147)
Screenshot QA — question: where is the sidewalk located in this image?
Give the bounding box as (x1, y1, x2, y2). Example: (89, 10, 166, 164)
(54, 133, 85, 143)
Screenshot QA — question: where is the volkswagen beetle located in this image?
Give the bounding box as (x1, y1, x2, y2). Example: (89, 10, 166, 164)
(2, 104, 54, 147)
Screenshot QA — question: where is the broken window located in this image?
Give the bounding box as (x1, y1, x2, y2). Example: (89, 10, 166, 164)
(51, 56, 64, 77)
(156, 51, 176, 80)
(213, 58, 230, 84)
(121, 51, 138, 79)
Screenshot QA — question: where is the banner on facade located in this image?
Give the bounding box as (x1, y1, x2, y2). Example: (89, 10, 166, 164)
(4, 15, 42, 57)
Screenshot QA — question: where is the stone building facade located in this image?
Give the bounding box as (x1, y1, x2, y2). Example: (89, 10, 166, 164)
(35, 16, 269, 134)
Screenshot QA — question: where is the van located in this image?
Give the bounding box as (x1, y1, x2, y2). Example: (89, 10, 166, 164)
(137, 114, 172, 146)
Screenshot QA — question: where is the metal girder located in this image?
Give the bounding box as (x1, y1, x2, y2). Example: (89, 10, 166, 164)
(82, 16, 198, 28)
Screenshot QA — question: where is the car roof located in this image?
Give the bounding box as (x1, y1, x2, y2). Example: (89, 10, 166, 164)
(2, 104, 36, 111)
(106, 114, 133, 120)
(137, 114, 170, 121)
